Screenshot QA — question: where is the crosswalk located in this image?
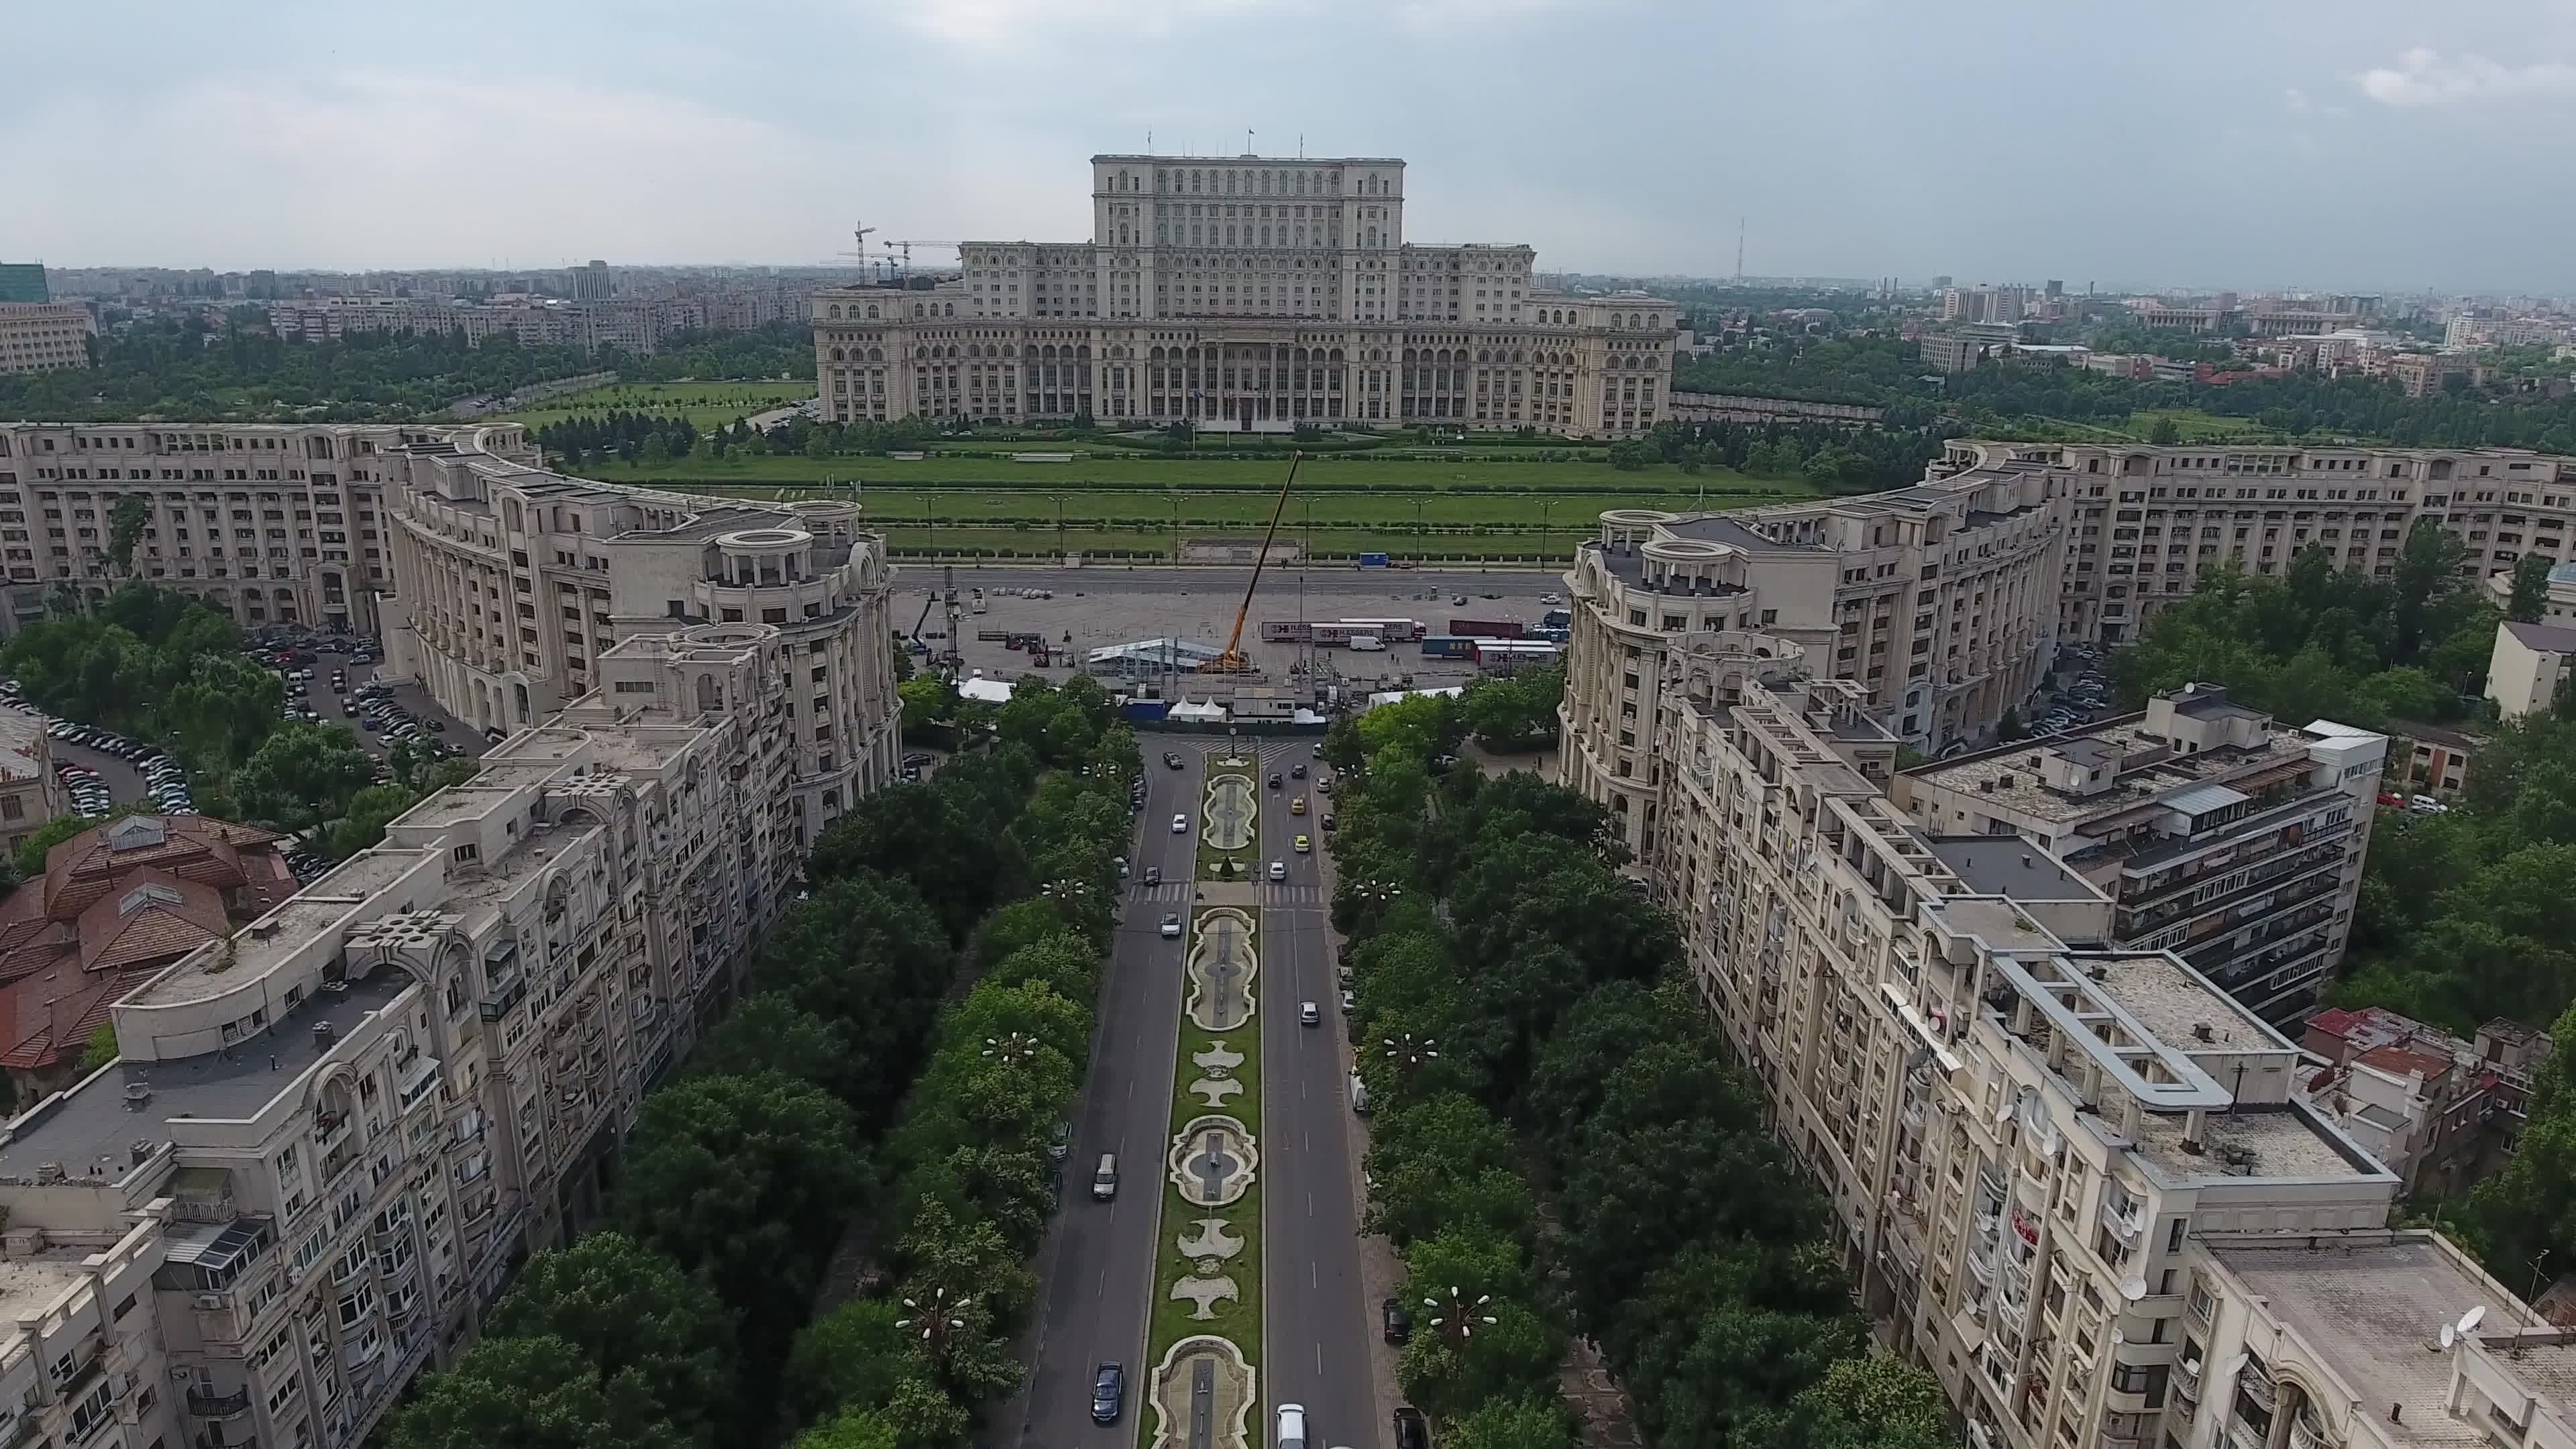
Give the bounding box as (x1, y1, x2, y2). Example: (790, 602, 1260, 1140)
(1127, 881, 1327, 906)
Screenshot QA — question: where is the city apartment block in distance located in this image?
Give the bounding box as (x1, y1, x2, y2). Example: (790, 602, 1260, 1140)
(0, 423, 904, 844)
(810, 152, 1677, 436)
(0, 619, 831, 1449)
(0, 303, 93, 375)
(1554, 438, 2576, 759)
(1616, 658, 2558, 1449)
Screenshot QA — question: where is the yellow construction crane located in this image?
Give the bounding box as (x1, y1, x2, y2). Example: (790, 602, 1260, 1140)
(1199, 451, 1302, 674)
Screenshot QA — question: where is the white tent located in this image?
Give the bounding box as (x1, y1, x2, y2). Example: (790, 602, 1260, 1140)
(958, 676, 1015, 704)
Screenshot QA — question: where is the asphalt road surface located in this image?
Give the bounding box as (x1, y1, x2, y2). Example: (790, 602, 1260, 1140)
(1006, 749, 1190, 1449)
(1251, 739, 1374, 1449)
(1003, 737, 1375, 1449)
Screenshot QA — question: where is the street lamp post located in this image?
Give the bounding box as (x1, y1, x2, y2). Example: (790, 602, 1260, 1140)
(1383, 1032, 1439, 1077)
(1425, 1285, 1497, 1344)
(983, 1032, 1040, 1066)
(897, 1286, 975, 1350)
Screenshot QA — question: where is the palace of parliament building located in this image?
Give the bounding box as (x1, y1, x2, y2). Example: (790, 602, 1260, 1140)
(810, 154, 1678, 437)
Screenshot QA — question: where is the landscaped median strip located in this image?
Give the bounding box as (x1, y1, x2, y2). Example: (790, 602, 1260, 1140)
(1141, 755, 1265, 1449)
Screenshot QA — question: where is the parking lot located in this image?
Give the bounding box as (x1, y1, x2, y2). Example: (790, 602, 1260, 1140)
(916, 564, 1565, 694)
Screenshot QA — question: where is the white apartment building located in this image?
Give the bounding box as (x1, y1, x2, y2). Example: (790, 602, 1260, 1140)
(0, 421, 519, 636)
(1556, 440, 2576, 774)
(1558, 461, 2067, 776)
(1633, 664, 2560, 1449)
(1934, 439, 2576, 646)
(810, 153, 1677, 437)
(0, 305, 93, 376)
(374, 436, 902, 839)
(0, 423, 903, 843)
(0, 618, 819, 1449)
(1893, 687, 2385, 1024)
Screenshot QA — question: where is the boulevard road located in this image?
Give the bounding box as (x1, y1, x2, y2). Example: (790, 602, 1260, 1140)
(1006, 751, 1194, 1449)
(1252, 739, 1375, 1449)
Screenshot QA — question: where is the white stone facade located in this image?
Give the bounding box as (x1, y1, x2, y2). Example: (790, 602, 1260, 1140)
(811, 153, 1677, 437)
(0, 619, 826, 1449)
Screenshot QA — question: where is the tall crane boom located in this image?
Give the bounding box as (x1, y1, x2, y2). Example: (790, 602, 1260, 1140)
(1199, 451, 1302, 674)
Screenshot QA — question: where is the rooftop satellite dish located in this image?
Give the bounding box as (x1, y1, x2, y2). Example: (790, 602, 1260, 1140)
(2440, 1304, 2489, 1348)
(2120, 1277, 2149, 1303)
(1995, 1097, 2017, 1124)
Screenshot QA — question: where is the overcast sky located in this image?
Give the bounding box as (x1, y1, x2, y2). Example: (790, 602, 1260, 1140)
(12, 0, 2576, 292)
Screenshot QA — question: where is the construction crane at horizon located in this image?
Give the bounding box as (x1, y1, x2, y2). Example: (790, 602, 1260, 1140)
(829, 222, 962, 284)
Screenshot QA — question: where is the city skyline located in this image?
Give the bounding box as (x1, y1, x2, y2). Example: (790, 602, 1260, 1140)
(12, 1, 2576, 289)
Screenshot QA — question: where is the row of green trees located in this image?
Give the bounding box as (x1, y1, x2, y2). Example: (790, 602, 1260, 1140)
(0, 583, 467, 867)
(0, 314, 816, 425)
(1323, 700, 1950, 1449)
(390, 690, 1140, 1449)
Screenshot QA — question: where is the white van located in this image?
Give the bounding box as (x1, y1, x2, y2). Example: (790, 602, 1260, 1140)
(1348, 1071, 1369, 1115)
(1277, 1404, 1308, 1449)
(1348, 634, 1385, 652)
(1092, 1153, 1118, 1201)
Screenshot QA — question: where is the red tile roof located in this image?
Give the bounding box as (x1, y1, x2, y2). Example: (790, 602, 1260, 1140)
(0, 815, 290, 1075)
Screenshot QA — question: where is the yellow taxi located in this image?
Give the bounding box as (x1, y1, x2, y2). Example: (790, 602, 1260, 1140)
(1290, 795, 1307, 815)
(1293, 834, 1311, 854)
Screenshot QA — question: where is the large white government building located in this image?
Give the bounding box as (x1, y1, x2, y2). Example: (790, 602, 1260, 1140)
(810, 153, 1678, 437)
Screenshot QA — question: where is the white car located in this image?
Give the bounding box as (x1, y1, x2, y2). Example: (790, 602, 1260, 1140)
(1160, 913, 1183, 938)
(1268, 860, 1287, 881)
(1171, 814, 1189, 833)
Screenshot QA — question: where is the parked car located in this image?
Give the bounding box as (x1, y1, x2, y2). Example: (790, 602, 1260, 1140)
(1393, 1407, 1430, 1449)
(1382, 1298, 1412, 1344)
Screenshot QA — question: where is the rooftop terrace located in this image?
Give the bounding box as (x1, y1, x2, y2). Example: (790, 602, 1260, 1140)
(1905, 716, 2318, 825)
(2210, 1234, 2527, 1448)
(0, 969, 416, 1189)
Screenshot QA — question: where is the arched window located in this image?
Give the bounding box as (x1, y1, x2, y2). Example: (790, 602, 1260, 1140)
(869, 347, 883, 362)
(913, 303, 924, 318)
(1628, 313, 1642, 329)
(827, 305, 842, 320)
(696, 675, 721, 712)
(830, 347, 845, 362)
(866, 305, 879, 319)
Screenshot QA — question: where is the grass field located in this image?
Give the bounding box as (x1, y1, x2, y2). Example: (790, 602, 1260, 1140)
(494, 380, 814, 431)
(2127, 408, 2275, 441)
(572, 449, 1811, 491)
(589, 459, 1808, 559)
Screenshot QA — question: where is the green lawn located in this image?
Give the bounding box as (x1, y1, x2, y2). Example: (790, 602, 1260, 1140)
(570, 449, 1813, 493)
(2125, 409, 2279, 442)
(494, 380, 814, 431)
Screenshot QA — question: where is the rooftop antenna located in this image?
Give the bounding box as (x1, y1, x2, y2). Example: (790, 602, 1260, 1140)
(1246, 128, 1255, 155)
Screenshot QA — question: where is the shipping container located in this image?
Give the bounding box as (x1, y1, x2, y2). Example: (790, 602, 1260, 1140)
(1358, 553, 1390, 568)
(1338, 617, 1425, 641)
(1448, 617, 1525, 639)
(1474, 639, 1562, 669)
(1419, 635, 1477, 659)
(1259, 621, 1313, 643)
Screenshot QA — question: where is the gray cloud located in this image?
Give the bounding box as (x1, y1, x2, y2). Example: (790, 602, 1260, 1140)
(5, 0, 2571, 290)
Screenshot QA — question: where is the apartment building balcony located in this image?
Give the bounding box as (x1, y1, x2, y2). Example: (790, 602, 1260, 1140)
(2123, 839, 2349, 934)
(2206, 930, 2332, 994)
(2181, 901, 2337, 975)
(187, 1389, 253, 1421)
